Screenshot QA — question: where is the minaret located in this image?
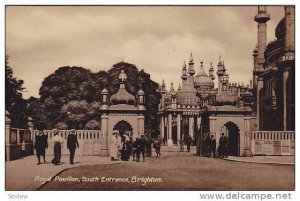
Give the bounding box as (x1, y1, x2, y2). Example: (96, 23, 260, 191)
(284, 6, 295, 53)
(188, 52, 195, 76)
(255, 6, 270, 66)
(216, 56, 226, 94)
(209, 62, 215, 81)
(170, 82, 176, 109)
(161, 79, 166, 108)
(181, 61, 188, 80)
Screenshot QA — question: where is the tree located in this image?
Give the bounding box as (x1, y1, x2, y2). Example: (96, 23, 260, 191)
(5, 56, 28, 128)
(32, 62, 160, 132)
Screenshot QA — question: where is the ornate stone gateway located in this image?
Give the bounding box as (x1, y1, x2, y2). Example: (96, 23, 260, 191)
(99, 67, 146, 156)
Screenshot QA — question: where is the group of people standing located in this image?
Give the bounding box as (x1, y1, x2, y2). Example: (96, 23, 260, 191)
(34, 129, 79, 165)
(204, 133, 228, 158)
(110, 131, 162, 162)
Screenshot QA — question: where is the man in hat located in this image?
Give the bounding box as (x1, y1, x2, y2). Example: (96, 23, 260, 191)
(67, 129, 79, 164)
(52, 129, 63, 165)
(219, 133, 228, 158)
(208, 135, 216, 158)
(153, 136, 161, 157)
(136, 134, 147, 162)
(185, 134, 192, 152)
(35, 130, 48, 165)
(110, 130, 121, 161)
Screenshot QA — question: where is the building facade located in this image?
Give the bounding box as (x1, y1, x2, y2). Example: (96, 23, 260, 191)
(158, 53, 254, 156)
(253, 6, 295, 131)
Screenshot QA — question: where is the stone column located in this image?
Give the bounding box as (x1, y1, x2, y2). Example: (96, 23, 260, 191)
(27, 117, 34, 153)
(101, 114, 109, 156)
(28, 117, 34, 142)
(209, 116, 217, 146)
(167, 113, 173, 146)
(138, 115, 145, 136)
(283, 67, 291, 131)
(176, 114, 181, 144)
(5, 111, 11, 161)
(257, 77, 264, 130)
(160, 116, 165, 144)
(189, 116, 194, 141)
(242, 117, 253, 157)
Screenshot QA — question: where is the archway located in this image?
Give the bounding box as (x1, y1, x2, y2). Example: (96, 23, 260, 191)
(113, 120, 133, 136)
(220, 122, 240, 156)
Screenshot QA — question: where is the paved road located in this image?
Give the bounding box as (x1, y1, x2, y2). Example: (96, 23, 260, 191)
(40, 152, 294, 191)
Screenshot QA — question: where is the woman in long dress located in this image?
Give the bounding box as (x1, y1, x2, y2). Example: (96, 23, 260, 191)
(110, 130, 121, 161)
(52, 129, 63, 165)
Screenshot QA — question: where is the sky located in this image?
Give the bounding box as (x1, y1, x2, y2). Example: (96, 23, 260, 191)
(6, 6, 285, 99)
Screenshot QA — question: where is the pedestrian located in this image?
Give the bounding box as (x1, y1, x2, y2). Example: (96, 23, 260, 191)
(136, 134, 146, 162)
(51, 129, 63, 165)
(67, 129, 79, 164)
(219, 133, 228, 158)
(132, 137, 138, 161)
(110, 130, 121, 161)
(185, 134, 192, 152)
(153, 137, 161, 157)
(121, 131, 131, 161)
(180, 136, 185, 152)
(145, 133, 152, 157)
(35, 130, 48, 165)
(208, 135, 216, 158)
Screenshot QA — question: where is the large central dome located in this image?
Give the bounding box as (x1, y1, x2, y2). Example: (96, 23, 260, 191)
(110, 69, 136, 105)
(194, 63, 214, 91)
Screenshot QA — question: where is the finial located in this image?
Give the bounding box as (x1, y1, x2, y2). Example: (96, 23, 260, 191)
(178, 83, 181, 91)
(119, 69, 127, 82)
(162, 79, 165, 87)
(183, 60, 186, 68)
(189, 52, 193, 62)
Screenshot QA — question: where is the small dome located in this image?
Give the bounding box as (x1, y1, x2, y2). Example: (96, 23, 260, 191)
(101, 88, 109, 94)
(194, 63, 214, 91)
(110, 85, 136, 105)
(137, 89, 145, 95)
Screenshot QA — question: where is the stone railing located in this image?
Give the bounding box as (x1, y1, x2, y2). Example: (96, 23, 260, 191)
(5, 111, 34, 161)
(33, 129, 108, 156)
(250, 131, 295, 156)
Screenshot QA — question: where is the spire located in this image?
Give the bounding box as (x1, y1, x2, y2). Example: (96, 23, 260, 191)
(188, 52, 195, 76)
(181, 61, 188, 80)
(209, 62, 215, 80)
(161, 79, 166, 93)
(255, 6, 270, 65)
(189, 52, 194, 63)
(178, 83, 181, 91)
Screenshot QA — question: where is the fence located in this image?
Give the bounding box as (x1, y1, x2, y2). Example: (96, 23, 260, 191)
(5, 112, 34, 161)
(32, 130, 108, 156)
(250, 131, 295, 155)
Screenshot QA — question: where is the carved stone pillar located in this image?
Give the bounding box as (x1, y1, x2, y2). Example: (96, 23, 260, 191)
(177, 114, 181, 144)
(283, 67, 291, 131)
(101, 114, 109, 156)
(167, 113, 173, 146)
(160, 116, 165, 144)
(189, 116, 194, 140)
(242, 117, 253, 157)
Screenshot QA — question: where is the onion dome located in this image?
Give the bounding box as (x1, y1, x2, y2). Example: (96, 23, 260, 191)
(194, 61, 214, 91)
(176, 79, 200, 107)
(137, 89, 145, 96)
(216, 91, 238, 105)
(110, 69, 136, 105)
